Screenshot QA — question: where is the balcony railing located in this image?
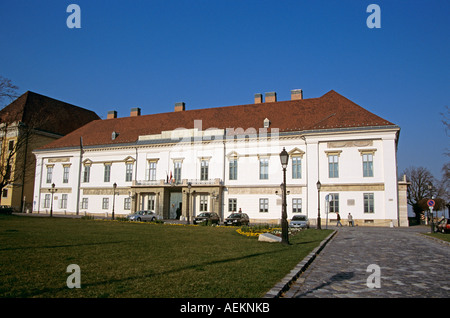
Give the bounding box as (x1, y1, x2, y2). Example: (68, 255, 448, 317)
(134, 178, 223, 187)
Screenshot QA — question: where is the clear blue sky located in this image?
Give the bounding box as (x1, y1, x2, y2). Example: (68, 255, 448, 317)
(0, 0, 448, 179)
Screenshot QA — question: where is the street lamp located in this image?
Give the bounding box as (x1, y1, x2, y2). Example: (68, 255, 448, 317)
(279, 147, 289, 245)
(187, 182, 192, 224)
(316, 180, 322, 229)
(112, 182, 117, 220)
(49, 183, 57, 217)
(428, 183, 434, 233)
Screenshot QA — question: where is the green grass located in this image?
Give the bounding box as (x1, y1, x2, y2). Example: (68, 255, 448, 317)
(424, 232, 450, 242)
(0, 215, 331, 298)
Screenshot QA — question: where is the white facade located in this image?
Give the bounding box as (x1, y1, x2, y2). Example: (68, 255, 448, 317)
(33, 124, 406, 226)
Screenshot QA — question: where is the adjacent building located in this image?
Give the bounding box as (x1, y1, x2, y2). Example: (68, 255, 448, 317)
(0, 91, 100, 211)
(32, 89, 408, 226)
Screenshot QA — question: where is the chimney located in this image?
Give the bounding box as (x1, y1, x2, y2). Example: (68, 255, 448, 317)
(254, 93, 263, 104)
(291, 89, 303, 100)
(174, 102, 185, 112)
(265, 92, 277, 103)
(107, 111, 117, 119)
(130, 107, 141, 117)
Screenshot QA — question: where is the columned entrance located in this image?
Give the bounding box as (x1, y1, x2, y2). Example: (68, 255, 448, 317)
(132, 179, 224, 221)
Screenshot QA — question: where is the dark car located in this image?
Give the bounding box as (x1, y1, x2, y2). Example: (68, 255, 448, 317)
(193, 212, 220, 225)
(0, 206, 13, 215)
(436, 218, 450, 233)
(224, 213, 250, 226)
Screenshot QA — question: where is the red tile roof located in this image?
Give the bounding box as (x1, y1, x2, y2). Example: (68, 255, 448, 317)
(0, 91, 100, 136)
(38, 90, 396, 150)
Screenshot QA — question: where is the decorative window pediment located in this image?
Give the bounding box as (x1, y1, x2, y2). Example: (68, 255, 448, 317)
(124, 156, 135, 163)
(288, 147, 305, 157)
(226, 151, 239, 159)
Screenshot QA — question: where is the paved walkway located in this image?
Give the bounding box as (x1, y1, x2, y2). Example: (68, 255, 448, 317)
(283, 226, 450, 298)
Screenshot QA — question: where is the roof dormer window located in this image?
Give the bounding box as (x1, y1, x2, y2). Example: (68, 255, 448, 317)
(111, 131, 119, 140)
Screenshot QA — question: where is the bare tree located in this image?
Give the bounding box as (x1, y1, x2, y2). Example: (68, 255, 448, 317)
(402, 166, 436, 223)
(441, 105, 450, 137)
(0, 76, 19, 108)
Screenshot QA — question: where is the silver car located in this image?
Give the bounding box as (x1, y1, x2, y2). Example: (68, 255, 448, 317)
(289, 215, 309, 229)
(127, 210, 162, 222)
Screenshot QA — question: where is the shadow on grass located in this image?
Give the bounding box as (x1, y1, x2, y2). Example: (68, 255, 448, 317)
(0, 241, 128, 252)
(17, 247, 292, 298)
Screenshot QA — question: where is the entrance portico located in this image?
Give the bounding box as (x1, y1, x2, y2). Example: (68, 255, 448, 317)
(132, 179, 224, 221)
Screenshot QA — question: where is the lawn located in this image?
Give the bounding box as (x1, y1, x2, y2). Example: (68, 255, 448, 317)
(424, 232, 450, 242)
(0, 215, 331, 298)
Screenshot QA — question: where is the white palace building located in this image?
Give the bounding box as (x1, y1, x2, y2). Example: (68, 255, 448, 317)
(32, 89, 409, 227)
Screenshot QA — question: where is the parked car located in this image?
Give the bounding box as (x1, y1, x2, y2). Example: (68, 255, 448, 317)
(127, 210, 162, 222)
(224, 212, 250, 226)
(193, 212, 220, 225)
(0, 206, 13, 215)
(289, 215, 309, 229)
(436, 218, 450, 233)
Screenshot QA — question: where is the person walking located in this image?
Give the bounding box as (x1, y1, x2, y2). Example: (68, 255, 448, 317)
(348, 213, 354, 227)
(336, 212, 343, 227)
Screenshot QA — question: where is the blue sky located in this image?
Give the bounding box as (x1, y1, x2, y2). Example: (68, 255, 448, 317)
(0, 0, 448, 179)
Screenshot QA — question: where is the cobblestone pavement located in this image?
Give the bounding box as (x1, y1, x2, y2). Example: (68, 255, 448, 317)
(283, 226, 450, 298)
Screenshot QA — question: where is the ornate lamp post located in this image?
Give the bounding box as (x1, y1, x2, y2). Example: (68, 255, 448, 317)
(316, 180, 322, 229)
(187, 182, 192, 224)
(49, 183, 57, 217)
(279, 147, 290, 245)
(112, 182, 117, 220)
(428, 183, 434, 233)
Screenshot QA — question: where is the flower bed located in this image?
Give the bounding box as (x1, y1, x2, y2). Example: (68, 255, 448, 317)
(236, 224, 280, 237)
(237, 224, 305, 237)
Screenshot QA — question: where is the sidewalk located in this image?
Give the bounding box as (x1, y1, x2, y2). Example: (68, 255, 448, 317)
(282, 226, 450, 298)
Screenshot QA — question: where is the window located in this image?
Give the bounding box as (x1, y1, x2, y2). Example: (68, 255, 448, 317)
(174, 161, 182, 183)
(60, 194, 68, 209)
(292, 157, 302, 179)
(259, 158, 269, 180)
(362, 153, 374, 177)
(124, 197, 131, 210)
(292, 198, 302, 213)
(364, 193, 375, 213)
(147, 195, 155, 211)
(125, 163, 133, 182)
(81, 198, 88, 209)
(229, 159, 237, 180)
(46, 166, 53, 183)
(83, 165, 90, 183)
(200, 195, 208, 212)
(328, 193, 339, 213)
(43, 194, 50, 208)
(228, 198, 237, 212)
(2, 189, 8, 198)
(200, 160, 209, 181)
(259, 198, 269, 213)
(328, 155, 339, 178)
(63, 166, 70, 183)
(8, 140, 14, 151)
(102, 198, 109, 210)
(147, 161, 157, 181)
(104, 164, 111, 182)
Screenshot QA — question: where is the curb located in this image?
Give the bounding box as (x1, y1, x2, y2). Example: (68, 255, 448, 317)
(263, 230, 337, 298)
(418, 232, 450, 247)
